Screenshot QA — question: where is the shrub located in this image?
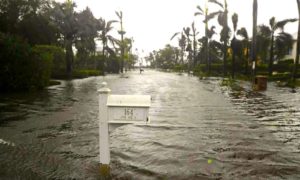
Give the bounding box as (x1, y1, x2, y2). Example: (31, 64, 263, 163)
(0, 33, 53, 91)
(173, 64, 186, 72)
(33, 45, 66, 78)
(31, 46, 53, 88)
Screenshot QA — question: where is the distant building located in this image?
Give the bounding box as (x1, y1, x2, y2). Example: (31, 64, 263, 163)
(284, 33, 298, 61)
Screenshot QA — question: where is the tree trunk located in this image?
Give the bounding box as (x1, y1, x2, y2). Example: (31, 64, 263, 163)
(205, 10, 210, 74)
(223, 16, 228, 77)
(292, 0, 300, 83)
(65, 38, 73, 77)
(120, 33, 124, 73)
(232, 38, 236, 79)
(245, 42, 249, 75)
(193, 34, 197, 68)
(251, 0, 258, 83)
(268, 33, 274, 76)
(102, 42, 105, 57)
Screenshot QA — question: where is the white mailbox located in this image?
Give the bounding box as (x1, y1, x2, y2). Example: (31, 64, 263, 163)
(107, 95, 151, 125)
(98, 82, 151, 172)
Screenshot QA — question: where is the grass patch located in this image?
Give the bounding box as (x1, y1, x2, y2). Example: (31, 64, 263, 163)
(72, 69, 103, 79)
(220, 78, 244, 91)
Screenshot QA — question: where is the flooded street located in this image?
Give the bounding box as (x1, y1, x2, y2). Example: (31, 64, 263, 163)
(1, 70, 300, 179)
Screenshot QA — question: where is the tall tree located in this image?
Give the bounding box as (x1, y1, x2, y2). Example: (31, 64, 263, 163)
(293, 0, 300, 83)
(75, 7, 99, 68)
(231, 13, 238, 79)
(268, 17, 297, 75)
(237, 27, 250, 75)
(191, 22, 199, 67)
(116, 11, 125, 73)
(209, 0, 230, 77)
(51, 0, 78, 77)
(171, 28, 192, 66)
(183, 27, 192, 72)
(256, 25, 272, 63)
(171, 31, 186, 65)
(98, 18, 117, 57)
(195, 2, 221, 74)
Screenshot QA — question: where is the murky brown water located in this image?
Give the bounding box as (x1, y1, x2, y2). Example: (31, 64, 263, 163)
(0, 70, 300, 179)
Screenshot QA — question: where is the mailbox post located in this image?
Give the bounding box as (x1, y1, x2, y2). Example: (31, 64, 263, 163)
(98, 82, 151, 176)
(98, 83, 111, 175)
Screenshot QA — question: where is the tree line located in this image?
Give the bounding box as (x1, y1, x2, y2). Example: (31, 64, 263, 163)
(0, 0, 136, 91)
(146, 0, 300, 85)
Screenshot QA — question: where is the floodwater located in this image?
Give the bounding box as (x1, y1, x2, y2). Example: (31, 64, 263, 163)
(0, 70, 300, 179)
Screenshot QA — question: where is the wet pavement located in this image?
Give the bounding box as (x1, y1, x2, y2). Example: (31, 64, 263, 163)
(0, 70, 300, 179)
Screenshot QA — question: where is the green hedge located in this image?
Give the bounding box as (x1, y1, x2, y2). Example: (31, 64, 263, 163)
(33, 45, 66, 78)
(0, 33, 53, 91)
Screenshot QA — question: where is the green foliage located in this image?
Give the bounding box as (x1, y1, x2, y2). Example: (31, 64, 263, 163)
(106, 56, 120, 73)
(194, 63, 229, 76)
(0, 33, 53, 91)
(151, 44, 180, 69)
(174, 64, 186, 72)
(221, 78, 244, 91)
(31, 46, 53, 88)
(33, 45, 66, 78)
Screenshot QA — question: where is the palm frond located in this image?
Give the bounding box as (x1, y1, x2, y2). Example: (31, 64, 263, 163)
(115, 11, 122, 19)
(208, 0, 224, 9)
(195, 12, 203, 16)
(269, 17, 276, 29)
(196, 5, 204, 13)
(275, 18, 298, 31)
(183, 27, 191, 37)
(206, 11, 222, 22)
(105, 46, 116, 56)
(237, 27, 248, 39)
(171, 32, 180, 40)
(107, 20, 118, 28)
(232, 13, 238, 32)
(207, 26, 216, 39)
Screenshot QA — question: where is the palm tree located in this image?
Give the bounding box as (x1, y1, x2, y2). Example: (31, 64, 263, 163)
(98, 18, 117, 57)
(116, 11, 126, 73)
(183, 27, 192, 72)
(237, 27, 250, 75)
(171, 28, 191, 67)
(191, 22, 199, 67)
(208, 0, 230, 77)
(51, 0, 78, 77)
(170, 32, 186, 65)
(195, 2, 221, 74)
(231, 13, 238, 79)
(75, 7, 99, 68)
(292, 0, 300, 83)
(252, 0, 258, 82)
(268, 17, 297, 76)
(207, 26, 216, 73)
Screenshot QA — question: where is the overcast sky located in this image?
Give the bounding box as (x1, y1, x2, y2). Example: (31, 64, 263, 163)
(58, 0, 298, 57)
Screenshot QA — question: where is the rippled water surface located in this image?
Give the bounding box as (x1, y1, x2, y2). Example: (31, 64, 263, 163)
(1, 70, 300, 179)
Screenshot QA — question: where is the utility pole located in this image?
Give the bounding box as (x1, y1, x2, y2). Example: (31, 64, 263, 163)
(251, 0, 258, 84)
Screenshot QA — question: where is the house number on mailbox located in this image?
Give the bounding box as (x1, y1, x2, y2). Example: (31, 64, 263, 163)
(124, 108, 134, 120)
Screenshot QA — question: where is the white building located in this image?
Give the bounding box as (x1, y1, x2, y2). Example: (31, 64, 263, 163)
(284, 33, 298, 61)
